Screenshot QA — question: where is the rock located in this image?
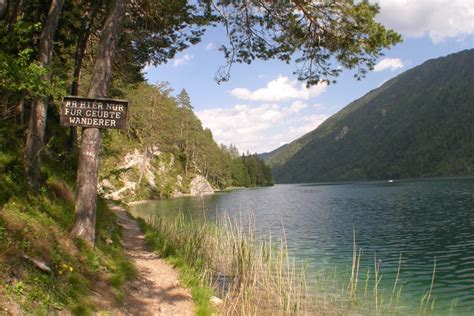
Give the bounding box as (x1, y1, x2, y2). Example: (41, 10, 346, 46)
(103, 180, 136, 200)
(176, 175, 183, 187)
(115, 149, 160, 189)
(172, 190, 184, 198)
(210, 296, 223, 307)
(98, 179, 116, 195)
(190, 175, 214, 196)
(121, 149, 144, 170)
(22, 254, 52, 273)
(335, 126, 350, 141)
(100, 147, 203, 202)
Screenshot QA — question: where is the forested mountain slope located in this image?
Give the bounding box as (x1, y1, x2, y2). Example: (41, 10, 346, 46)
(265, 49, 474, 183)
(99, 84, 274, 202)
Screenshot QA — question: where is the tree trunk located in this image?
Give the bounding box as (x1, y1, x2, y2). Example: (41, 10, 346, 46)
(138, 97, 155, 185)
(68, 3, 99, 147)
(0, 0, 7, 19)
(185, 141, 189, 177)
(24, 0, 64, 191)
(7, 0, 20, 31)
(138, 146, 148, 185)
(16, 97, 24, 125)
(71, 0, 126, 245)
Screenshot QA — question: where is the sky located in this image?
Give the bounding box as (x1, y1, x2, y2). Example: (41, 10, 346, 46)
(145, 0, 474, 154)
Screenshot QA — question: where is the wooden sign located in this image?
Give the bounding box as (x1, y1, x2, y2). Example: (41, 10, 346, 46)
(60, 96, 128, 129)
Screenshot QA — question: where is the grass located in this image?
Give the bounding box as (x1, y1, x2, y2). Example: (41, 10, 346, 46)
(0, 120, 136, 314)
(131, 209, 310, 315)
(130, 206, 446, 316)
(0, 184, 136, 314)
(137, 217, 215, 316)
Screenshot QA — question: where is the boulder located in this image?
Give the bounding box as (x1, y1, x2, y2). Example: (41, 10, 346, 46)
(190, 175, 214, 196)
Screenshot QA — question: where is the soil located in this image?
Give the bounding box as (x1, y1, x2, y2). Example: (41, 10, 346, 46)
(110, 204, 195, 315)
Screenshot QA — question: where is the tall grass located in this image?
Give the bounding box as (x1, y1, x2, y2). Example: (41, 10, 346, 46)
(131, 208, 441, 315)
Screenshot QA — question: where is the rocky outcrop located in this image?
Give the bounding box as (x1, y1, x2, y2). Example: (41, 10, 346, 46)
(335, 126, 349, 141)
(99, 147, 215, 201)
(121, 147, 161, 188)
(101, 179, 136, 201)
(99, 146, 182, 201)
(189, 175, 214, 196)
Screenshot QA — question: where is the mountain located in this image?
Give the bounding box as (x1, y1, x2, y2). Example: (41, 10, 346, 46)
(265, 49, 474, 183)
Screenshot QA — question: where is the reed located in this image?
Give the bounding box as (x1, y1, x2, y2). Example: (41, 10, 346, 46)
(130, 208, 442, 315)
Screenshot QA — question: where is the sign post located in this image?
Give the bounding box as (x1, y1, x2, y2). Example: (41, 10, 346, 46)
(60, 96, 128, 129)
(61, 96, 128, 245)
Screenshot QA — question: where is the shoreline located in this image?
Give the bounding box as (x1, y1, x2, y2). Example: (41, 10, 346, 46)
(126, 185, 247, 206)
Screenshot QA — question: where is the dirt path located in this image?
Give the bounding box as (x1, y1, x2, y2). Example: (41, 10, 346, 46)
(110, 204, 195, 316)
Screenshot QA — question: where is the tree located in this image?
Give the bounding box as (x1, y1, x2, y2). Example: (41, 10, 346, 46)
(176, 89, 194, 176)
(123, 1, 213, 68)
(68, 0, 102, 147)
(0, 0, 6, 19)
(24, 0, 64, 191)
(176, 89, 193, 110)
(71, 0, 126, 245)
(137, 94, 159, 186)
(210, 0, 401, 85)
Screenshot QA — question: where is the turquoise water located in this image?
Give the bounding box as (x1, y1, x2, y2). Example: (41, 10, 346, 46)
(130, 176, 474, 314)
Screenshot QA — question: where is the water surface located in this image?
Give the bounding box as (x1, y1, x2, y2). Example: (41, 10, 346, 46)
(130, 177, 474, 313)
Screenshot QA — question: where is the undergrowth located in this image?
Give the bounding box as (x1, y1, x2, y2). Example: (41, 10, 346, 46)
(0, 120, 136, 314)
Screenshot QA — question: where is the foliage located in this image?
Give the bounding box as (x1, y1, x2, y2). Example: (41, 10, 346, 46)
(125, 0, 215, 68)
(265, 49, 474, 183)
(240, 152, 274, 186)
(0, 21, 48, 107)
(209, 0, 401, 85)
(0, 120, 135, 314)
(101, 82, 273, 200)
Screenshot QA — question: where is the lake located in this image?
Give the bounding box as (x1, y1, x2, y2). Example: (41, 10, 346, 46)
(129, 176, 474, 314)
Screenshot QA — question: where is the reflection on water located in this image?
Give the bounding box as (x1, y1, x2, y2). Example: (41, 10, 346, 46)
(130, 177, 474, 313)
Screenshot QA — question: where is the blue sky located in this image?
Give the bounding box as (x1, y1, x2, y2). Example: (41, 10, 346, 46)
(145, 0, 474, 154)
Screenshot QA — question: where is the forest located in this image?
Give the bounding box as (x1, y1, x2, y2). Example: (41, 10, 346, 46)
(0, 0, 274, 203)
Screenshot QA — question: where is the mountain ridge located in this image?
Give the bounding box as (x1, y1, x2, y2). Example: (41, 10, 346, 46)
(264, 49, 474, 183)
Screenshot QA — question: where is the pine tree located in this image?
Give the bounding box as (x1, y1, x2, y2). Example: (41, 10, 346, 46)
(24, 0, 64, 191)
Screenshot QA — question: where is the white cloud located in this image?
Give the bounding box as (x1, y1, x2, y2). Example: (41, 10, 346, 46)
(375, 0, 474, 43)
(285, 115, 328, 141)
(373, 58, 404, 72)
(312, 103, 323, 110)
(196, 103, 327, 153)
(205, 43, 218, 50)
(231, 75, 327, 102)
(173, 54, 193, 66)
(288, 100, 308, 113)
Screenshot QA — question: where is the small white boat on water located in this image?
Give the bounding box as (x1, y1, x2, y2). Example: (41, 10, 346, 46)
(388, 179, 394, 183)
